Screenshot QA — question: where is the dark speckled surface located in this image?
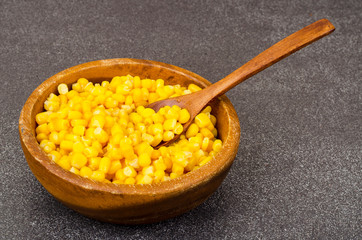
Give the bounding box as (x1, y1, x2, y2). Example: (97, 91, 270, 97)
(1, 0, 361, 239)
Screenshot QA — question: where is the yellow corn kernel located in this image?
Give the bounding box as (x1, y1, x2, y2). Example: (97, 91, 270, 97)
(130, 112, 143, 124)
(173, 152, 189, 167)
(58, 83, 69, 95)
(40, 141, 55, 153)
(141, 108, 155, 118)
(79, 166, 93, 178)
(72, 82, 82, 92)
(54, 119, 70, 132)
(142, 166, 154, 176)
(72, 125, 85, 136)
(140, 79, 152, 89)
(154, 170, 165, 182)
(138, 153, 151, 167)
(186, 123, 199, 138)
(48, 150, 62, 162)
(178, 109, 190, 124)
(201, 106, 212, 113)
(66, 89, 79, 99)
(170, 172, 179, 179)
(172, 162, 184, 176)
(57, 156, 71, 170)
(123, 166, 137, 178)
(71, 141, 84, 153)
(114, 169, 126, 181)
(58, 130, 67, 141)
(195, 113, 211, 128)
(174, 123, 183, 135)
(151, 133, 163, 147)
(59, 94, 68, 105)
(133, 76, 141, 88)
(108, 160, 122, 175)
(125, 95, 133, 105)
(65, 133, 80, 142)
(109, 76, 122, 90)
(151, 123, 163, 135)
(153, 158, 166, 171)
(104, 115, 115, 129)
(148, 92, 159, 103)
(71, 153, 87, 169)
(70, 119, 87, 127)
(69, 167, 80, 175)
(206, 122, 215, 131)
(35, 112, 52, 125)
(188, 83, 202, 92)
(92, 140, 103, 152)
(124, 177, 136, 184)
(60, 140, 73, 151)
(89, 114, 105, 128)
(210, 114, 217, 126)
(136, 123, 146, 133)
(201, 137, 210, 151)
(88, 157, 101, 170)
(77, 77, 89, 87)
(36, 133, 48, 142)
(213, 139, 222, 152)
(105, 97, 118, 109)
(83, 146, 99, 158)
(36, 123, 50, 135)
(138, 175, 153, 184)
(165, 108, 179, 119)
(98, 157, 111, 173)
(163, 131, 174, 142)
(90, 170, 105, 182)
(200, 128, 214, 139)
(163, 118, 177, 131)
(152, 113, 164, 124)
(93, 127, 109, 144)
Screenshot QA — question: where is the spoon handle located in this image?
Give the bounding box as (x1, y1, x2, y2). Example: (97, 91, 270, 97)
(203, 19, 335, 99)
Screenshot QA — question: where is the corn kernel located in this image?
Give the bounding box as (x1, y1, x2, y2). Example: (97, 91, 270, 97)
(200, 128, 214, 139)
(90, 170, 105, 182)
(71, 153, 87, 169)
(60, 140, 73, 151)
(163, 118, 177, 131)
(58, 156, 71, 170)
(123, 166, 137, 177)
(188, 83, 202, 92)
(139, 153, 151, 167)
(58, 83, 69, 95)
(124, 177, 136, 184)
(72, 125, 85, 136)
(99, 157, 111, 173)
(88, 157, 101, 170)
(213, 139, 222, 152)
(195, 113, 211, 128)
(186, 123, 199, 138)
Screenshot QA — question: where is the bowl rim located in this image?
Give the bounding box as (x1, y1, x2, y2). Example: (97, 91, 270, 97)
(19, 58, 240, 197)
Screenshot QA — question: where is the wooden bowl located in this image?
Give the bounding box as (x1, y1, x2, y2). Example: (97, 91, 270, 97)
(19, 58, 240, 224)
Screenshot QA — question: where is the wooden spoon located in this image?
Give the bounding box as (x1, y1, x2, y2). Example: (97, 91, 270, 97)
(148, 19, 335, 147)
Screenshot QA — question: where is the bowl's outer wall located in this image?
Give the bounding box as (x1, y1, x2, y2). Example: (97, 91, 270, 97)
(19, 59, 240, 224)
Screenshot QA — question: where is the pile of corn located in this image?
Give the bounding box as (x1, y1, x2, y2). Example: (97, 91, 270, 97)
(35, 75, 222, 184)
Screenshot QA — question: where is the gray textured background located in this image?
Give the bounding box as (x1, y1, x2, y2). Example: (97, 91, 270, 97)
(1, 0, 361, 239)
